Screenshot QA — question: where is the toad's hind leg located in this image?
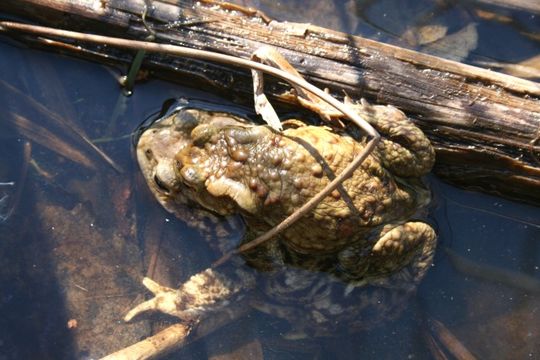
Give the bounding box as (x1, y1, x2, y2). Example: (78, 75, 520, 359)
(338, 222, 436, 285)
(350, 99, 435, 178)
(368, 222, 436, 284)
(125, 267, 256, 322)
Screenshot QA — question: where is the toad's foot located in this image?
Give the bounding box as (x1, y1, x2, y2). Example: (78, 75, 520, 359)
(369, 222, 436, 282)
(338, 222, 436, 285)
(124, 277, 181, 322)
(125, 267, 256, 322)
(349, 98, 435, 178)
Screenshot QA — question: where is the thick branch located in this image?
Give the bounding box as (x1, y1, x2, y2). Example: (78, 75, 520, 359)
(1, 0, 539, 203)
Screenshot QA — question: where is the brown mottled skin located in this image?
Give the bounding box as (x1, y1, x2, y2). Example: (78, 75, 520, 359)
(132, 99, 436, 336)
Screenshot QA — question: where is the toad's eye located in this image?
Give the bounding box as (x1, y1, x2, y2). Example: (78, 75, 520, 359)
(153, 174, 170, 193)
(175, 109, 200, 130)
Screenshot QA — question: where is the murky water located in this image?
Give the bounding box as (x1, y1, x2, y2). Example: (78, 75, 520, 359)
(1, 1, 539, 359)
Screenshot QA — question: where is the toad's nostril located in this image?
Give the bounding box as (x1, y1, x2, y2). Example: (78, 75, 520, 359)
(145, 148, 153, 160)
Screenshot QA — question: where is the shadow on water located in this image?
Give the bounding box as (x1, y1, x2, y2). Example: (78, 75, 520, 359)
(0, 149, 75, 358)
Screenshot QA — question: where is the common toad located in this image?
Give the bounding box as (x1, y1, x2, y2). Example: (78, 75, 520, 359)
(129, 94, 436, 336)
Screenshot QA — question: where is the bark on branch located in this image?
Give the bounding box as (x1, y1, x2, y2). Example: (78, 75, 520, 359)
(1, 0, 539, 204)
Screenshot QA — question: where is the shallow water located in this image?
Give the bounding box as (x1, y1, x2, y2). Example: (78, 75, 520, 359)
(1, 1, 539, 359)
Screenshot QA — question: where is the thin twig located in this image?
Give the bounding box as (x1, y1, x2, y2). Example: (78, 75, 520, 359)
(11, 141, 31, 216)
(101, 305, 251, 360)
(0, 22, 380, 265)
(446, 248, 540, 293)
(428, 318, 477, 360)
(0, 141, 31, 222)
(1, 79, 123, 173)
(101, 323, 190, 360)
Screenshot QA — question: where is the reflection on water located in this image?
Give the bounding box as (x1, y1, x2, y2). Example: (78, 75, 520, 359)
(0, 0, 539, 358)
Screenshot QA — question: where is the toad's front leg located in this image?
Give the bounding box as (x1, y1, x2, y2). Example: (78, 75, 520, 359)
(125, 267, 256, 322)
